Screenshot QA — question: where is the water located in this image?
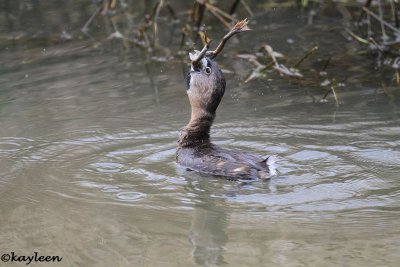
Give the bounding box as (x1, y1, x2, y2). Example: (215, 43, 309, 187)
(1, 2, 400, 267)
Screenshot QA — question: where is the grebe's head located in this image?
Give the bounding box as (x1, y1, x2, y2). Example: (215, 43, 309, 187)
(187, 52, 226, 115)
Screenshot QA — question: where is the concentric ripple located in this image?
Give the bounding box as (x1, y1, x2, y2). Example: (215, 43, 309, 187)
(1, 114, 400, 219)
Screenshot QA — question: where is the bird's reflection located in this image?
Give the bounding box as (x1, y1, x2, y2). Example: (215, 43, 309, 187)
(189, 203, 228, 266)
(185, 175, 239, 266)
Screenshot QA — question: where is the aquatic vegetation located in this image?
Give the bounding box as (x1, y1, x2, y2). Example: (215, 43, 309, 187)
(0, 0, 399, 102)
(349, 0, 400, 91)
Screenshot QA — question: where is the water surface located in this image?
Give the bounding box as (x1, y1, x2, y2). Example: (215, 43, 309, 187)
(1, 3, 400, 267)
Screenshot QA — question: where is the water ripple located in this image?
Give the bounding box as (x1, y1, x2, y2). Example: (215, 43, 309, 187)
(1, 118, 399, 216)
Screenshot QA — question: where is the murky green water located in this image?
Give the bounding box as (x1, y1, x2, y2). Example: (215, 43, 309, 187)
(1, 2, 400, 267)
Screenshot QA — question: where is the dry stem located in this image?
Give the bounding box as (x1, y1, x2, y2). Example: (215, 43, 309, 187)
(190, 19, 250, 65)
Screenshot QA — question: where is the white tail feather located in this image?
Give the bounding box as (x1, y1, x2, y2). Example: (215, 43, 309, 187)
(266, 156, 278, 176)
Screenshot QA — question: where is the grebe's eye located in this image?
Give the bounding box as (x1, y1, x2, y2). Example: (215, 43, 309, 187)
(205, 67, 211, 74)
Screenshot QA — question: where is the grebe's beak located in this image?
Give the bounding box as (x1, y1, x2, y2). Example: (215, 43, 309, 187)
(189, 44, 208, 71)
(190, 59, 207, 73)
(190, 63, 201, 73)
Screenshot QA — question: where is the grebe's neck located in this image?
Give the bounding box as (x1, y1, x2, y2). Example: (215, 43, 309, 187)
(178, 107, 215, 147)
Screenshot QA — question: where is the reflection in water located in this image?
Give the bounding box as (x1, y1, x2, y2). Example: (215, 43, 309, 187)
(187, 178, 230, 266)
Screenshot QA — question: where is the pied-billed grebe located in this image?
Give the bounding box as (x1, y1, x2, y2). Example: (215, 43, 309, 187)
(176, 20, 276, 180)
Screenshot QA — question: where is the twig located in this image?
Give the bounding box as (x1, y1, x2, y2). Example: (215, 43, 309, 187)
(293, 46, 318, 68)
(263, 44, 303, 77)
(193, 1, 206, 30)
(206, 18, 250, 59)
(368, 37, 384, 52)
(207, 8, 231, 29)
(204, 2, 236, 29)
(394, 69, 400, 85)
(180, 24, 190, 49)
(229, 0, 241, 15)
(378, 0, 389, 40)
(190, 19, 250, 67)
(205, 2, 235, 22)
(331, 80, 339, 107)
(345, 28, 369, 44)
(322, 89, 331, 101)
(166, 3, 178, 21)
(263, 44, 278, 65)
(142, 1, 159, 28)
(322, 54, 333, 71)
(362, 7, 400, 34)
(140, 29, 151, 51)
(82, 6, 102, 32)
(357, 0, 372, 26)
(390, 0, 399, 28)
(241, 0, 254, 17)
(152, 0, 164, 48)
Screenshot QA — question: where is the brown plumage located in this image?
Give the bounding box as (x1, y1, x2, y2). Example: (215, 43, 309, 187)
(176, 55, 276, 181)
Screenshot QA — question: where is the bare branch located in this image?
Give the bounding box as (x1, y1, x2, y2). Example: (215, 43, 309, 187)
(362, 7, 400, 34)
(189, 19, 250, 65)
(206, 18, 251, 59)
